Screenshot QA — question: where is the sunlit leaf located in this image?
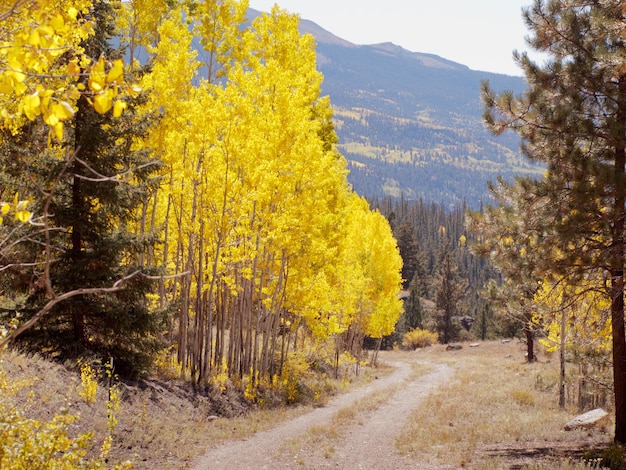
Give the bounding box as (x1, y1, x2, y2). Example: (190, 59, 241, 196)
(15, 210, 31, 223)
(107, 59, 124, 84)
(88, 57, 106, 92)
(112, 100, 127, 117)
(93, 92, 112, 114)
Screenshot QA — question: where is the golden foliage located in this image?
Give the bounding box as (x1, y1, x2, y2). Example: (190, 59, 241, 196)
(402, 328, 439, 349)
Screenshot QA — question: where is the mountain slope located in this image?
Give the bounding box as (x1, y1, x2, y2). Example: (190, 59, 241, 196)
(293, 13, 540, 207)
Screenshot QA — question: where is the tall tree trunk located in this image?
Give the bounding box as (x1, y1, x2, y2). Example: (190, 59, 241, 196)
(559, 303, 566, 409)
(71, 156, 85, 344)
(611, 133, 626, 443)
(524, 325, 535, 363)
(611, 79, 626, 443)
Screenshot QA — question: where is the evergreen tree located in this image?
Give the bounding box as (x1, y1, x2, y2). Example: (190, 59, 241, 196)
(468, 178, 544, 361)
(434, 244, 467, 344)
(4, 0, 164, 376)
(482, 0, 626, 441)
(394, 221, 423, 290)
(403, 275, 424, 331)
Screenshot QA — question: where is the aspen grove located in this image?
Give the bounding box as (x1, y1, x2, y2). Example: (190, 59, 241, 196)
(0, 0, 404, 395)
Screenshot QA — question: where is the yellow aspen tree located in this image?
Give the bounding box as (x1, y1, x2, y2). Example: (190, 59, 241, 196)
(346, 196, 404, 354)
(0, 0, 136, 138)
(193, 0, 248, 82)
(133, 2, 406, 390)
(535, 275, 611, 409)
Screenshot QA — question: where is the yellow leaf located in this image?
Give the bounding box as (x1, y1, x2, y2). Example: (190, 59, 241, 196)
(68, 62, 81, 76)
(13, 81, 27, 95)
(107, 59, 124, 84)
(43, 110, 59, 126)
(93, 92, 112, 114)
(54, 121, 64, 141)
(112, 100, 127, 117)
(50, 14, 65, 32)
(23, 93, 41, 120)
(15, 210, 31, 223)
(88, 57, 106, 92)
(55, 101, 75, 120)
(0, 75, 13, 94)
(28, 30, 41, 47)
(16, 199, 29, 211)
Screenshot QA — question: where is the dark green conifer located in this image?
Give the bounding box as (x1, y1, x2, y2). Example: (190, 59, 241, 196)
(0, 0, 164, 376)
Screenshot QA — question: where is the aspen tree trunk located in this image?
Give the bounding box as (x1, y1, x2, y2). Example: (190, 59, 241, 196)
(138, 202, 148, 267)
(162, 183, 173, 347)
(147, 190, 159, 266)
(242, 211, 259, 378)
(242, 276, 254, 376)
(252, 264, 265, 381)
(195, 221, 206, 382)
(202, 288, 212, 380)
(259, 254, 276, 378)
(204, 149, 232, 378)
(185, 155, 203, 382)
(262, 252, 286, 377)
(228, 281, 241, 377)
(178, 266, 190, 374)
(185, 234, 197, 381)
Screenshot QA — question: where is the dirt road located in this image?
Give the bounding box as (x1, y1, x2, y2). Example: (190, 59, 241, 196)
(191, 353, 453, 469)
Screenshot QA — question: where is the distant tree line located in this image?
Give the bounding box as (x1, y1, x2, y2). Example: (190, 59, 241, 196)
(369, 196, 505, 347)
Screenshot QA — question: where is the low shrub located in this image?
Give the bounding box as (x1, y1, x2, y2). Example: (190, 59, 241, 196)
(402, 328, 438, 350)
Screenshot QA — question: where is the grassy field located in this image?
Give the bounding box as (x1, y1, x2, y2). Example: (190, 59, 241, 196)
(394, 341, 613, 468)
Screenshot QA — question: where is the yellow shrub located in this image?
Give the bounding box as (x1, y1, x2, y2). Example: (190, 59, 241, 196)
(78, 362, 98, 403)
(402, 328, 438, 349)
(0, 368, 93, 469)
(281, 351, 310, 404)
(0, 356, 130, 469)
(214, 358, 230, 393)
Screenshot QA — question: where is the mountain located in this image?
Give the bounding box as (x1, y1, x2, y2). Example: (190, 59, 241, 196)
(292, 12, 541, 208)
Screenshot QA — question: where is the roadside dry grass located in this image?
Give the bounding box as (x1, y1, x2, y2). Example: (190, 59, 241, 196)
(396, 341, 612, 469)
(278, 380, 405, 461)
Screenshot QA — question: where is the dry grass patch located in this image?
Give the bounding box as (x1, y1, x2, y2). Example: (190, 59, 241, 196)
(395, 341, 611, 468)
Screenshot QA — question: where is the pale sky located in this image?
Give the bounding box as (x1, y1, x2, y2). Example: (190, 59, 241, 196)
(248, 0, 539, 76)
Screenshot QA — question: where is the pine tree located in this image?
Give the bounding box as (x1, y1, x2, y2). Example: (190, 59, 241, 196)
(468, 178, 544, 361)
(394, 221, 422, 289)
(403, 276, 424, 330)
(434, 243, 467, 344)
(482, 0, 626, 441)
(5, 0, 164, 376)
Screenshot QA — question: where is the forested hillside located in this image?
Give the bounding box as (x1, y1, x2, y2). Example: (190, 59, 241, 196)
(293, 13, 544, 207)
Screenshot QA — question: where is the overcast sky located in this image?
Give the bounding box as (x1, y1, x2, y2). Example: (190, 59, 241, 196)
(247, 0, 539, 76)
